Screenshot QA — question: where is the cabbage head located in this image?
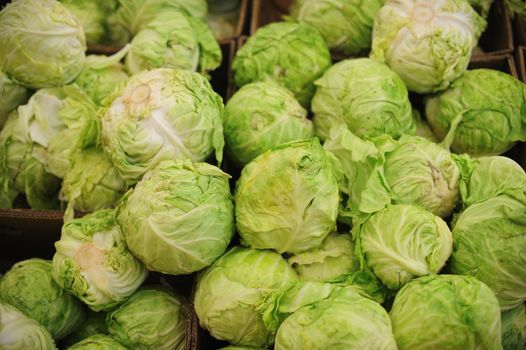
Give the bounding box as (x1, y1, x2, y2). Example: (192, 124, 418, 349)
(371, 0, 486, 93)
(194, 247, 298, 347)
(101, 68, 224, 185)
(0, 301, 56, 350)
(233, 22, 331, 108)
(390, 275, 502, 350)
(0, 71, 29, 129)
(355, 204, 452, 290)
(0, 258, 85, 340)
(61, 0, 105, 45)
(116, 160, 234, 275)
(0, 0, 86, 89)
(450, 195, 526, 310)
(53, 210, 148, 311)
(125, 10, 221, 76)
(501, 304, 526, 350)
(75, 46, 130, 106)
(224, 81, 314, 167)
(426, 69, 526, 156)
(274, 285, 397, 350)
(312, 58, 414, 141)
(60, 147, 127, 219)
(235, 139, 339, 254)
(289, 0, 385, 55)
(67, 335, 127, 350)
(107, 287, 187, 350)
(458, 156, 526, 207)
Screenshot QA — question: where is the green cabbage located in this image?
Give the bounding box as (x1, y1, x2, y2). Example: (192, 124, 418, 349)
(67, 335, 126, 350)
(0, 71, 30, 129)
(450, 195, 526, 310)
(233, 22, 331, 108)
(0, 258, 85, 340)
(235, 139, 340, 254)
(501, 304, 526, 350)
(312, 58, 414, 141)
(0, 0, 86, 89)
(116, 160, 234, 275)
(61, 0, 105, 45)
(426, 69, 526, 156)
(371, 0, 486, 93)
(107, 287, 187, 350)
(194, 247, 298, 347)
(390, 275, 502, 350)
(53, 210, 148, 311)
(101, 68, 224, 185)
(289, 0, 385, 55)
(0, 301, 57, 350)
(224, 81, 314, 167)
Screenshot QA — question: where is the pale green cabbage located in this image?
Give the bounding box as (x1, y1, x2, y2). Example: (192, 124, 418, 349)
(107, 287, 187, 350)
(0, 71, 29, 129)
(426, 69, 526, 156)
(53, 210, 148, 311)
(390, 275, 502, 350)
(224, 81, 314, 167)
(0, 0, 86, 89)
(312, 58, 414, 141)
(501, 304, 526, 350)
(233, 22, 331, 107)
(194, 247, 298, 347)
(289, 0, 385, 55)
(0, 301, 57, 350)
(371, 0, 486, 93)
(0, 258, 85, 340)
(116, 160, 234, 275)
(61, 0, 105, 45)
(67, 335, 127, 350)
(101, 68, 224, 185)
(451, 195, 526, 310)
(235, 139, 340, 254)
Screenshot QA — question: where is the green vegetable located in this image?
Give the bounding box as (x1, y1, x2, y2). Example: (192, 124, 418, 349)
(0, 301, 57, 350)
(61, 0, 105, 45)
(0, 258, 85, 340)
(501, 304, 526, 350)
(224, 81, 314, 167)
(355, 204, 452, 290)
(371, 0, 486, 93)
(450, 195, 526, 310)
(60, 147, 127, 219)
(426, 69, 526, 156)
(116, 160, 234, 275)
(0, 0, 86, 89)
(125, 10, 221, 76)
(274, 285, 397, 350)
(468, 0, 495, 18)
(194, 247, 298, 347)
(233, 22, 331, 108)
(53, 210, 148, 311)
(235, 139, 339, 254)
(107, 287, 187, 350)
(312, 58, 414, 141)
(289, 0, 385, 55)
(62, 310, 108, 348)
(390, 275, 502, 350)
(101, 68, 224, 185)
(75, 46, 130, 106)
(0, 71, 30, 129)
(67, 334, 126, 350)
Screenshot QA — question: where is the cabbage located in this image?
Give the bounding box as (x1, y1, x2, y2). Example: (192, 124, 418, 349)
(101, 68, 224, 185)
(0, 259, 85, 340)
(0, 0, 86, 89)
(0, 71, 30, 129)
(67, 335, 127, 350)
(61, 0, 105, 45)
(224, 81, 314, 167)
(312, 58, 414, 141)
(53, 210, 148, 311)
(501, 304, 526, 350)
(426, 69, 526, 156)
(233, 22, 331, 108)
(116, 160, 234, 275)
(235, 139, 340, 254)
(371, 0, 486, 93)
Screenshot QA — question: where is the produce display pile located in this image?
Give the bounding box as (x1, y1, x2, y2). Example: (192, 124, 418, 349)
(0, 0, 525, 350)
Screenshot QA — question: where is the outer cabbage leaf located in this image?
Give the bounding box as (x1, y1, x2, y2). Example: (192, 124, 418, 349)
(67, 334, 127, 350)
(0, 71, 29, 129)
(61, 0, 105, 45)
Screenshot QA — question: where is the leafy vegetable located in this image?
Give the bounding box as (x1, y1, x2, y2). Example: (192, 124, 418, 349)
(61, 0, 105, 45)
(0, 71, 30, 129)
(235, 139, 340, 254)
(371, 0, 486, 93)
(501, 304, 526, 350)
(67, 335, 126, 350)
(224, 81, 314, 167)
(0, 0, 86, 89)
